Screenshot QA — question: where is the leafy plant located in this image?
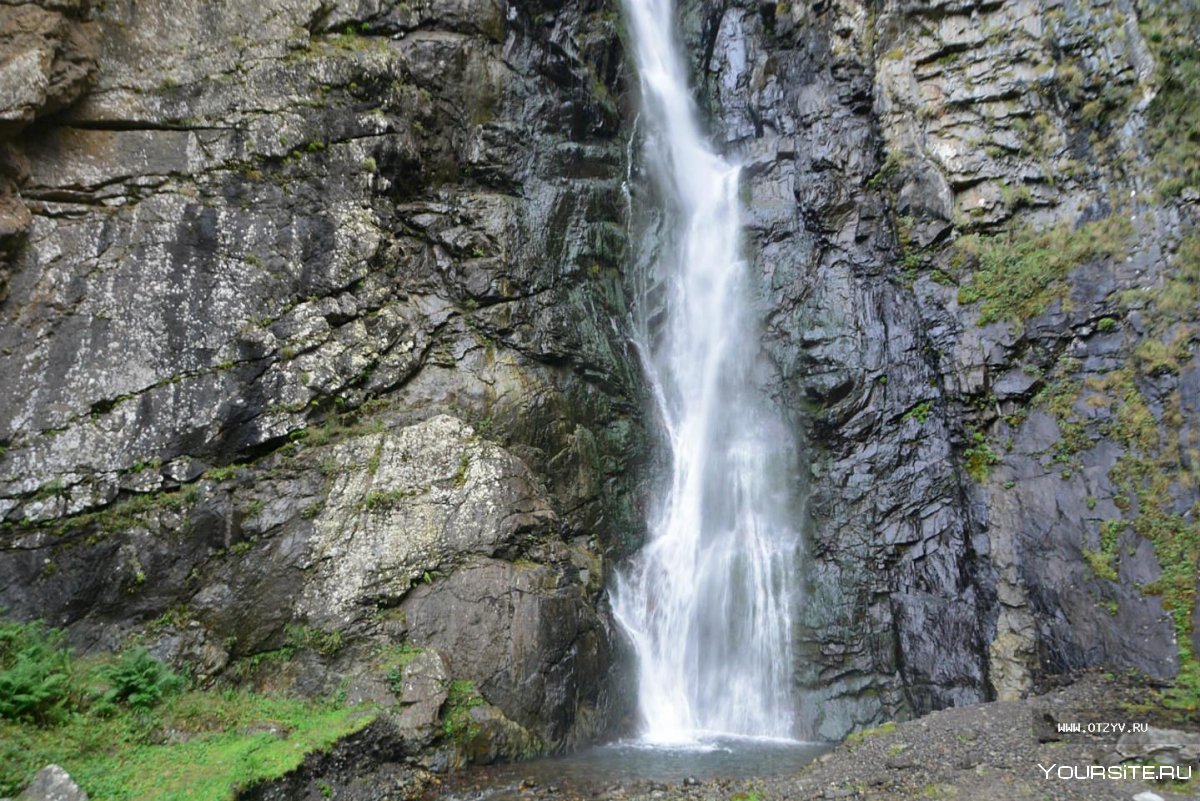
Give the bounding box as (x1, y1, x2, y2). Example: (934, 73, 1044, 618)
(440, 679, 485, 744)
(95, 647, 183, 712)
(902, 401, 933, 424)
(963, 432, 999, 482)
(0, 619, 72, 725)
(384, 644, 425, 695)
(284, 625, 344, 657)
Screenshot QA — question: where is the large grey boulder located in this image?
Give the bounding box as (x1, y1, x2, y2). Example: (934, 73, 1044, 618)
(16, 765, 87, 801)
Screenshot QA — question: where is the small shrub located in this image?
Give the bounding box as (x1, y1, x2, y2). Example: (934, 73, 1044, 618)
(902, 401, 933, 424)
(440, 679, 485, 744)
(0, 620, 72, 725)
(284, 625, 344, 657)
(96, 647, 183, 711)
(964, 432, 1000, 482)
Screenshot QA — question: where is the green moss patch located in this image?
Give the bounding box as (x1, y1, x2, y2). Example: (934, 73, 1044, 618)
(845, 720, 896, 747)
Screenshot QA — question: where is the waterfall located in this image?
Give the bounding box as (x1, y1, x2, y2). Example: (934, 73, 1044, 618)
(612, 0, 803, 743)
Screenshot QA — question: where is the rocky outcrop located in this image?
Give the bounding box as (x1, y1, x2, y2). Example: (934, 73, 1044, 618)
(0, 0, 644, 762)
(0, 0, 97, 301)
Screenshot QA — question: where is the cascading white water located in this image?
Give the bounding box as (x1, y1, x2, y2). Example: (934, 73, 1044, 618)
(613, 0, 803, 744)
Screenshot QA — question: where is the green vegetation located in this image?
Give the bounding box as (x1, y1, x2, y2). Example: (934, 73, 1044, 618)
(1133, 337, 1184, 375)
(1082, 548, 1118, 582)
(866, 151, 904, 192)
(1, 485, 200, 542)
(440, 679, 485, 744)
(1162, 658, 1200, 714)
(0, 619, 71, 724)
(963, 432, 999, 482)
(94, 647, 184, 712)
(1083, 520, 1125, 584)
(902, 401, 933, 424)
(1139, 3, 1200, 197)
(954, 216, 1131, 325)
(384, 643, 425, 694)
(361, 487, 415, 511)
(284, 624, 344, 657)
(203, 464, 242, 482)
(1075, 364, 1200, 713)
(1157, 234, 1200, 320)
(453, 451, 471, 487)
(0, 617, 373, 799)
(846, 720, 896, 746)
(999, 183, 1033, 212)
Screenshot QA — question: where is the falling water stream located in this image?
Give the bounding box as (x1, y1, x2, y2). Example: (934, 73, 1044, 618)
(612, 0, 803, 744)
(436, 5, 817, 796)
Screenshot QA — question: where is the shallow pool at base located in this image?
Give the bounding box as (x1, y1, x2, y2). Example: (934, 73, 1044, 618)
(435, 737, 833, 800)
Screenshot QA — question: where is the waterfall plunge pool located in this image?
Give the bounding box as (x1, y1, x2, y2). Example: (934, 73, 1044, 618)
(432, 737, 833, 800)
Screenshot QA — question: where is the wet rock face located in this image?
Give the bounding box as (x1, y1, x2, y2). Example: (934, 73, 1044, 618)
(0, 0, 642, 759)
(678, 0, 987, 738)
(684, 0, 1196, 737)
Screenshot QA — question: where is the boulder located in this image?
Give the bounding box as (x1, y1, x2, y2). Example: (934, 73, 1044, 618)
(16, 765, 87, 801)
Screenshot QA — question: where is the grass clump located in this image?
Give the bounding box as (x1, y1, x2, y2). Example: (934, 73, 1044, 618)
(1083, 520, 1125, 583)
(384, 643, 425, 695)
(845, 720, 896, 746)
(1082, 549, 1118, 582)
(284, 624, 344, 657)
(1157, 234, 1200, 318)
(360, 487, 414, 511)
(1161, 654, 1200, 715)
(954, 216, 1131, 325)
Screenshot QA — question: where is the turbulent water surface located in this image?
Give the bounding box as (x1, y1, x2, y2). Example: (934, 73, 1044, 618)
(612, 0, 805, 743)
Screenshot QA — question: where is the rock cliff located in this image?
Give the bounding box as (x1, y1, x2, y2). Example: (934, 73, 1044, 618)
(0, 0, 645, 762)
